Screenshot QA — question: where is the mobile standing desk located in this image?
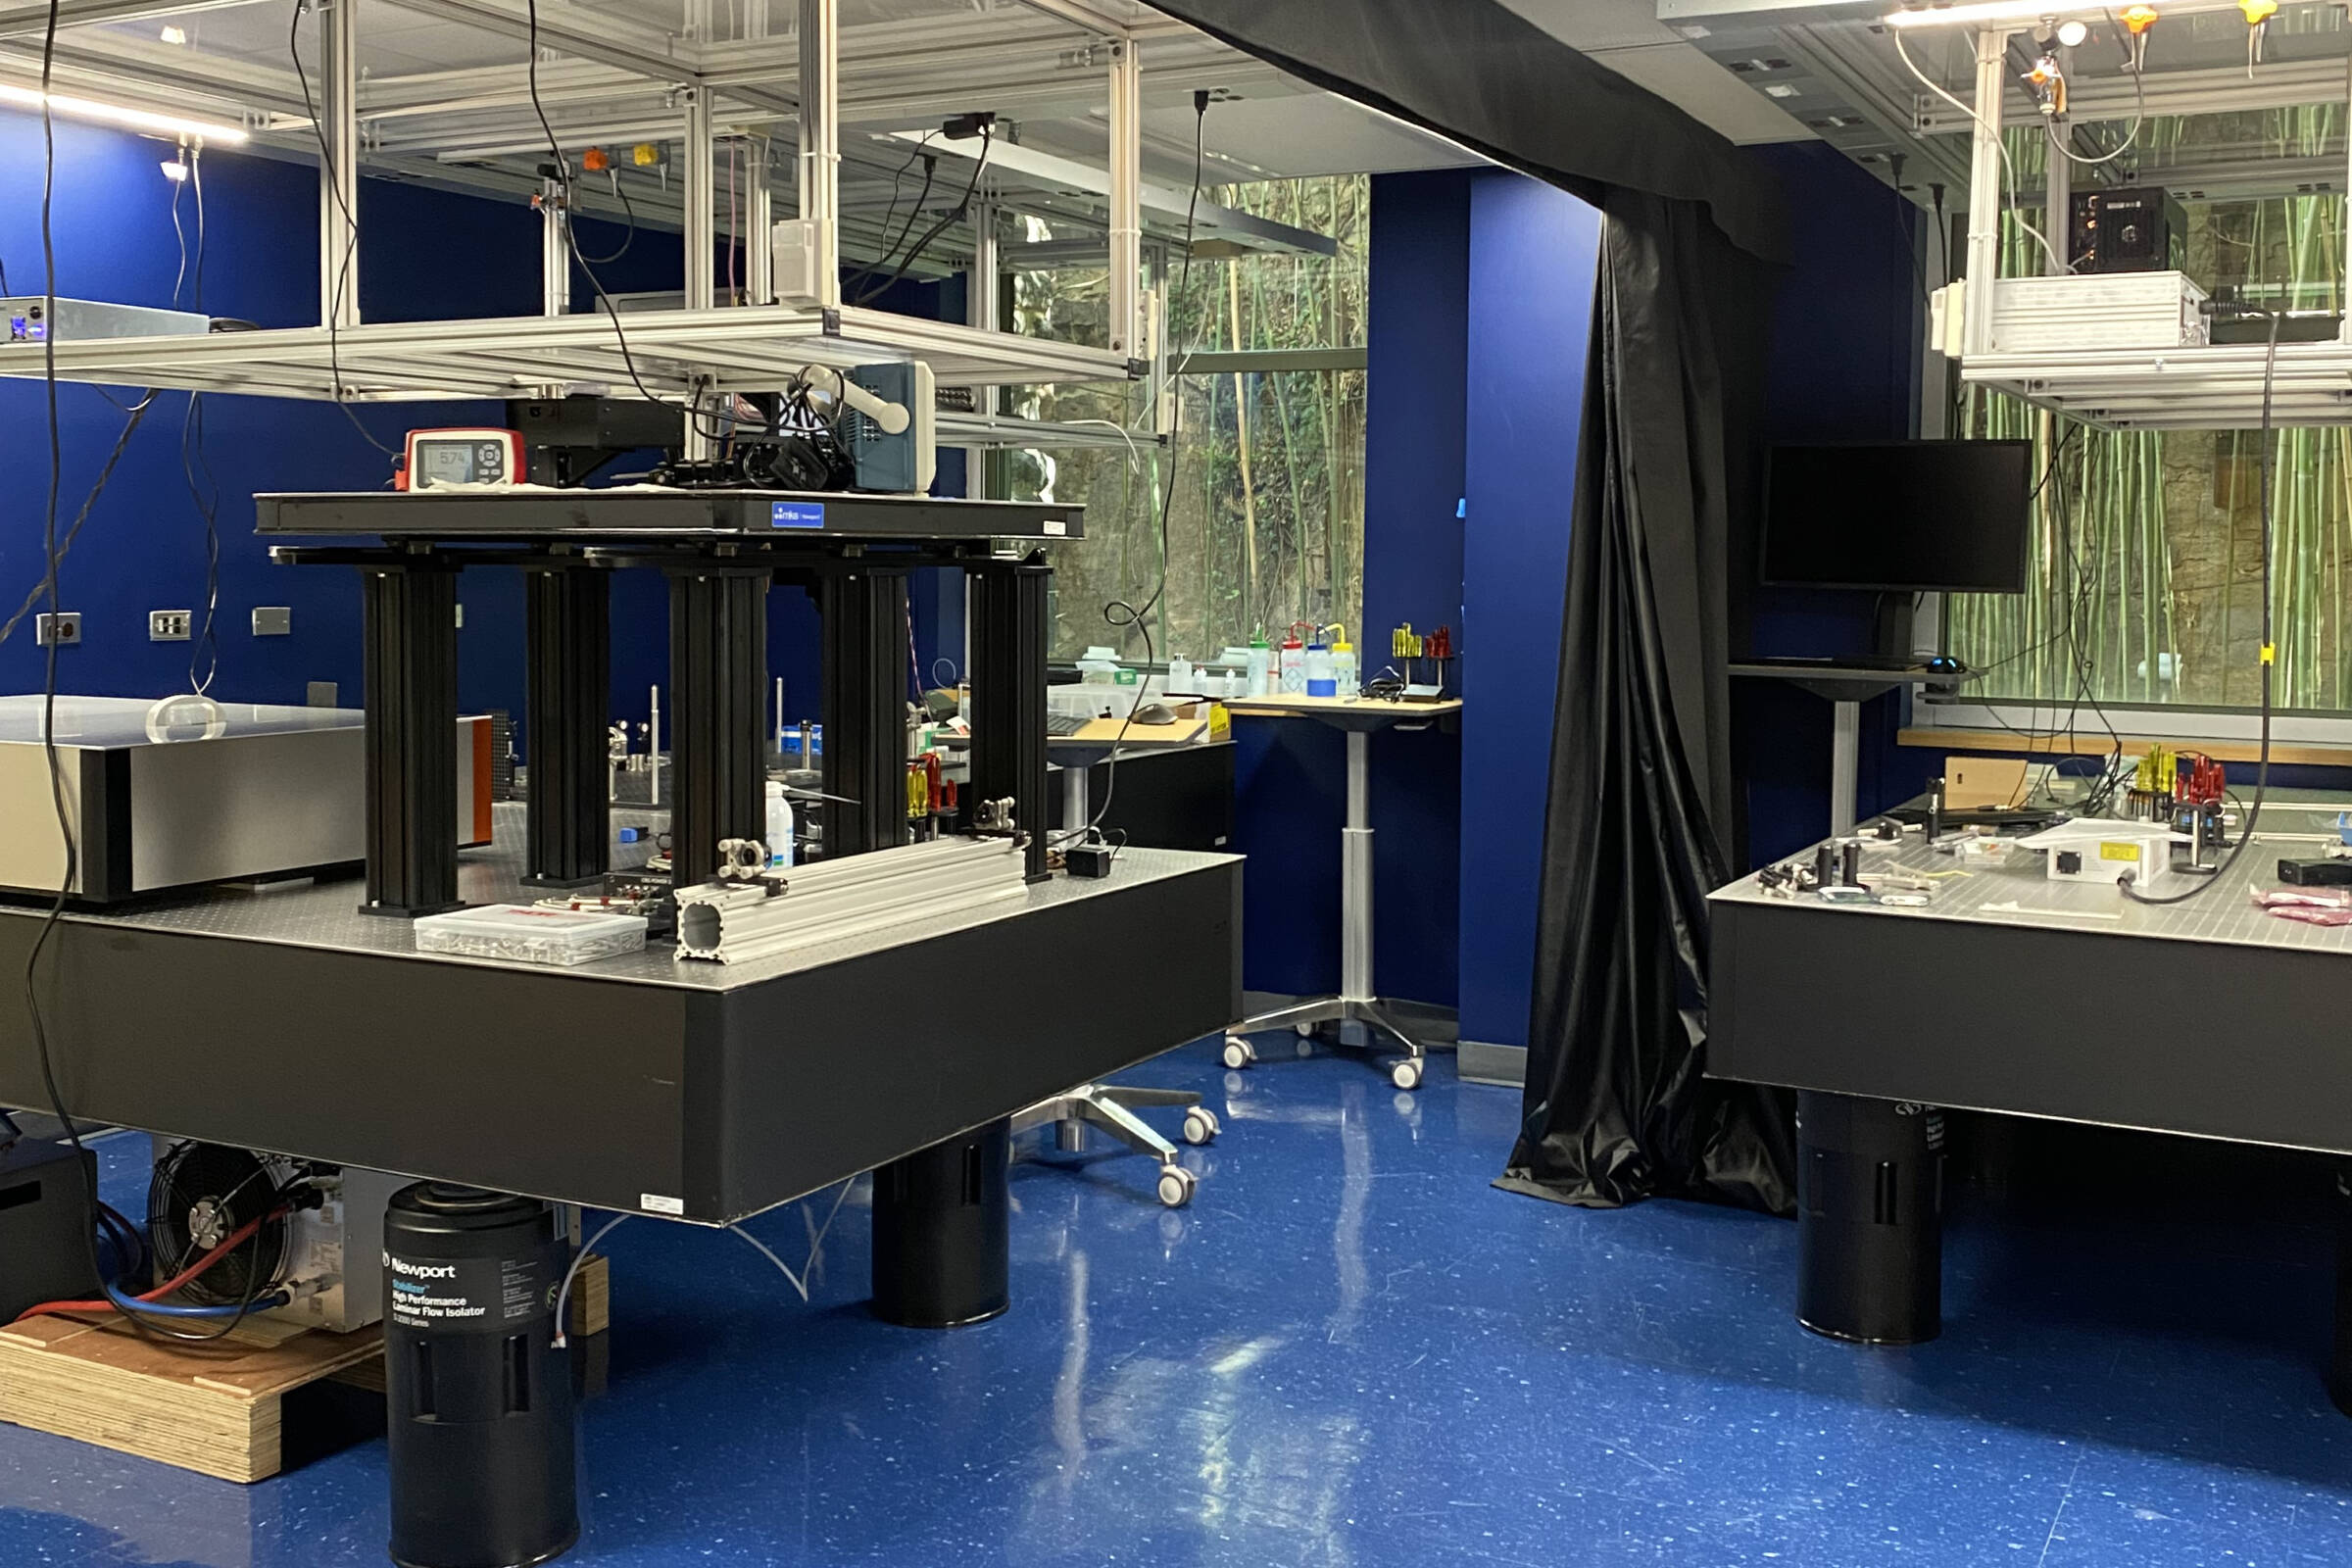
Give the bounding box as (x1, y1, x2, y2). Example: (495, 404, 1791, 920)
(1218, 695, 1462, 1090)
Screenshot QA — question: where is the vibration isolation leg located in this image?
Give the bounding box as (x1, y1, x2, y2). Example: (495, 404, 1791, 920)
(522, 566, 611, 889)
(666, 564, 770, 892)
(870, 1118, 1011, 1329)
(360, 561, 463, 918)
(1795, 1091, 1944, 1346)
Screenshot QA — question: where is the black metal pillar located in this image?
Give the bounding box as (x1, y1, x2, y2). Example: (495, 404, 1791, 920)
(870, 1117, 1011, 1329)
(1795, 1092, 1943, 1346)
(522, 566, 611, 888)
(665, 564, 769, 892)
(966, 554, 1051, 881)
(360, 561, 463, 918)
(819, 566, 909, 861)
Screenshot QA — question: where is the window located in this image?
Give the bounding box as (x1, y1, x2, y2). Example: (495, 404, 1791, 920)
(999, 175, 1369, 662)
(1946, 108, 2351, 712)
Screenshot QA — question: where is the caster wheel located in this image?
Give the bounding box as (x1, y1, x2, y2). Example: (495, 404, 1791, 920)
(1295, 1038, 1316, 1060)
(1390, 1058, 1424, 1092)
(1294, 1021, 1316, 1038)
(1182, 1107, 1220, 1146)
(1221, 1036, 1255, 1070)
(1156, 1165, 1197, 1207)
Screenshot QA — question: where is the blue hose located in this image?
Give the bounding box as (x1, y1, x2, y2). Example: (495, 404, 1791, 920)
(104, 1282, 289, 1319)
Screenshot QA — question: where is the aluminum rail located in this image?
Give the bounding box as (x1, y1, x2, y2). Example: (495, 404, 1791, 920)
(674, 837, 1028, 963)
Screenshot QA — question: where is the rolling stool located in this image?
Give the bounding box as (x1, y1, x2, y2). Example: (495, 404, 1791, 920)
(1011, 1084, 1219, 1207)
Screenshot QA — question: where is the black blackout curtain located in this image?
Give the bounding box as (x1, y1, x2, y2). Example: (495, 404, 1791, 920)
(1143, 0, 1797, 1212)
(1495, 190, 1794, 1214)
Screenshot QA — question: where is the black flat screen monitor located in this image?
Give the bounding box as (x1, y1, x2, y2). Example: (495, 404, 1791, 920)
(1762, 440, 2034, 594)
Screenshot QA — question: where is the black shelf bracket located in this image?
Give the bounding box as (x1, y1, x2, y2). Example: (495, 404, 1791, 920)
(820, 566, 910, 861)
(666, 564, 770, 892)
(359, 560, 463, 918)
(965, 554, 1051, 883)
(521, 564, 612, 889)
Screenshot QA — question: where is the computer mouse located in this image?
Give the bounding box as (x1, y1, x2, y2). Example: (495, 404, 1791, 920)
(1132, 702, 1179, 725)
(1925, 655, 1965, 675)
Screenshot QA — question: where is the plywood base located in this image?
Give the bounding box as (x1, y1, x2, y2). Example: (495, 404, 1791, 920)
(0, 1254, 610, 1483)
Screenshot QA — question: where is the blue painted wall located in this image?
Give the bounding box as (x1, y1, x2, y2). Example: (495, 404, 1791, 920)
(1454, 172, 1601, 1050)
(0, 113, 969, 757)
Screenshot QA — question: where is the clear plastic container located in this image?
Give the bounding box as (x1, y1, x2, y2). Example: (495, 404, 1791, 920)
(415, 904, 649, 966)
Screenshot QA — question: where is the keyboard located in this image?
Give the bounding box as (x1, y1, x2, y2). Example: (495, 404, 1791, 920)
(1047, 712, 1089, 736)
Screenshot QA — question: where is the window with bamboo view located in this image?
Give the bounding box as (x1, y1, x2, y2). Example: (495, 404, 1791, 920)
(1000, 174, 1367, 663)
(1947, 108, 2352, 710)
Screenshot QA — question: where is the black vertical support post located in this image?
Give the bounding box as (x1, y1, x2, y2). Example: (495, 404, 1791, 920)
(966, 553, 1051, 882)
(360, 560, 464, 918)
(820, 565, 909, 861)
(522, 566, 612, 888)
(666, 564, 769, 892)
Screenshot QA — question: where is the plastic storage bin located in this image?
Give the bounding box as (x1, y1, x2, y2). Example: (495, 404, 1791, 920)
(415, 904, 649, 967)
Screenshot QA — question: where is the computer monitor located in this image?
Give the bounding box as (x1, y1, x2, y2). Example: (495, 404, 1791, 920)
(1760, 440, 2034, 594)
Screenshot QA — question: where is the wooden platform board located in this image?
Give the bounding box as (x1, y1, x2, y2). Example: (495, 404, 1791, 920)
(0, 1254, 609, 1483)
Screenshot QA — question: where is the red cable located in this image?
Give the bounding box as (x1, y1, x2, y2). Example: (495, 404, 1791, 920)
(13, 1205, 289, 1323)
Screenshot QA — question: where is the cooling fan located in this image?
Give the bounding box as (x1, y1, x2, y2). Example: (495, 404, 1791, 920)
(147, 1140, 293, 1309)
(146, 1139, 407, 1331)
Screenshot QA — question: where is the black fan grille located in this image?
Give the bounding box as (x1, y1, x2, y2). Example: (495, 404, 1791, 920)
(146, 1142, 288, 1307)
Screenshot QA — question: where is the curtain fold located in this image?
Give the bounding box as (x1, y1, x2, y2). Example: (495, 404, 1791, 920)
(1497, 189, 1795, 1215)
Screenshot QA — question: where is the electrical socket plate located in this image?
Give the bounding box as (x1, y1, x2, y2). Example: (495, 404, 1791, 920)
(149, 610, 192, 642)
(252, 607, 291, 637)
(34, 612, 80, 647)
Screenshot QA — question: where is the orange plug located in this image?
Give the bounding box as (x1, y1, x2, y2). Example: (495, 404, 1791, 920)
(581, 146, 611, 173)
(2122, 3, 2159, 33)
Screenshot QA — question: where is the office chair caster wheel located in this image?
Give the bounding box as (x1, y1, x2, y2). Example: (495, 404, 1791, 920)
(1221, 1036, 1255, 1070)
(1390, 1057, 1424, 1092)
(1182, 1107, 1220, 1146)
(1156, 1165, 1197, 1207)
(1294, 1021, 1316, 1038)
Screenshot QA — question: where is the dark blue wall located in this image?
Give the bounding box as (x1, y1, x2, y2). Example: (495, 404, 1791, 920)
(0, 113, 968, 755)
(1455, 172, 1601, 1050)
(1736, 142, 1936, 866)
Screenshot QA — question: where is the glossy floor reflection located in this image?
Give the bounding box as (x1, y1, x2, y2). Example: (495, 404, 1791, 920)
(5, 1039, 2351, 1566)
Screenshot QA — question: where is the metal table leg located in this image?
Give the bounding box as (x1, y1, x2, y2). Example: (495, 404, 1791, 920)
(1223, 726, 1432, 1090)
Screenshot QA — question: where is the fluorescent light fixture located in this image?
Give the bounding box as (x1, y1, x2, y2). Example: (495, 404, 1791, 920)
(1883, 0, 2109, 26)
(158, 24, 187, 44)
(0, 83, 248, 144)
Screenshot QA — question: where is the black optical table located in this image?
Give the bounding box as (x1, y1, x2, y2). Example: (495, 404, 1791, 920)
(1708, 801, 2352, 1407)
(0, 808, 1241, 1226)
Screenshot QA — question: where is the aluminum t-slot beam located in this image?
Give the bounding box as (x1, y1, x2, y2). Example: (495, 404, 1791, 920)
(674, 835, 1027, 962)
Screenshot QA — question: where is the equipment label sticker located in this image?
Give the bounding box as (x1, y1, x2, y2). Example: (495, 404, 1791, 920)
(1042, 518, 1066, 536)
(771, 502, 826, 529)
(2099, 841, 2143, 861)
(384, 1250, 553, 1334)
(640, 1193, 685, 1216)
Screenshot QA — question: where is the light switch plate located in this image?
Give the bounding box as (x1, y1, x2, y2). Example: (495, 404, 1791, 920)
(252, 607, 292, 637)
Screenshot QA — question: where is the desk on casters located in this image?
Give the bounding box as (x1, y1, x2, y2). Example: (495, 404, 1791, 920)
(1218, 695, 1461, 1091)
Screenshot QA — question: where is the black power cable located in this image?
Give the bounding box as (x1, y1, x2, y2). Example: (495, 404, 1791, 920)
(853, 124, 989, 307)
(2123, 305, 2282, 906)
(1075, 92, 1210, 843)
(289, 0, 398, 457)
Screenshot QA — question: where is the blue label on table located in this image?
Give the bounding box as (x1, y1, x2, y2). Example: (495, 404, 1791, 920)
(770, 502, 826, 529)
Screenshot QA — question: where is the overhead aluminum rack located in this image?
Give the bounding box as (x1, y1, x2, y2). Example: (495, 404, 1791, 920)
(0, 302, 1134, 403)
(1958, 342, 2352, 431)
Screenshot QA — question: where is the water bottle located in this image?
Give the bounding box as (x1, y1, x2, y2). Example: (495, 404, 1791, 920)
(1304, 631, 1336, 697)
(764, 779, 796, 868)
(1245, 636, 1273, 696)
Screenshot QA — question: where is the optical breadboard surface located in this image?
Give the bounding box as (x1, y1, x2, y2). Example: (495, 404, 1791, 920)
(255, 489, 1082, 540)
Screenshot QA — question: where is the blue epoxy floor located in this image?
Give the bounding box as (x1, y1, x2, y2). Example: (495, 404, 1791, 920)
(5, 1040, 2352, 1566)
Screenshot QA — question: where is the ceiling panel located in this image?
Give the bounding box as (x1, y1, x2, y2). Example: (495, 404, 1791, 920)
(1589, 40, 1814, 144)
